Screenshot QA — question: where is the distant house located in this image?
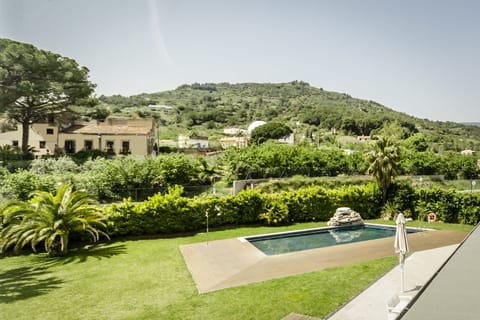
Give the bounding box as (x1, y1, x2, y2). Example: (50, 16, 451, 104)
(219, 136, 249, 148)
(277, 133, 295, 145)
(461, 149, 476, 156)
(157, 139, 177, 147)
(60, 118, 156, 156)
(0, 126, 51, 156)
(178, 135, 209, 149)
(223, 127, 247, 136)
(357, 135, 371, 142)
(0, 117, 156, 157)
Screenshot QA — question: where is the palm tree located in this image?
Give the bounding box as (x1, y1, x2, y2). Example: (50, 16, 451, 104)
(366, 136, 400, 205)
(0, 184, 109, 257)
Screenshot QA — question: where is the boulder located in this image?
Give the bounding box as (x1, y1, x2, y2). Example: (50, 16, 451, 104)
(327, 207, 364, 227)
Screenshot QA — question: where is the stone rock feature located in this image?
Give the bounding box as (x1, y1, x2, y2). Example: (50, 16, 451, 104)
(327, 207, 364, 227)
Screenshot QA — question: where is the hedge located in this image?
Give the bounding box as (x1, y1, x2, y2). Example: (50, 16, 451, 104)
(105, 184, 480, 238)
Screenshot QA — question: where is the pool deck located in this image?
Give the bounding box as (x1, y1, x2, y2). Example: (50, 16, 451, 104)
(325, 244, 459, 320)
(179, 228, 467, 294)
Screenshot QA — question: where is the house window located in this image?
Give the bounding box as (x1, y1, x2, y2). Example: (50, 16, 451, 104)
(84, 140, 93, 150)
(46, 128, 54, 135)
(39, 141, 46, 149)
(12, 140, 18, 147)
(121, 141, 130, 154)
(64, 140, 76, 154)
(106, 141, 114, 153)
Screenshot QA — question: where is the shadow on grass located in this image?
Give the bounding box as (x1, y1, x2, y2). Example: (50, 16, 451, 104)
(48, 243, 128, 265)
(0, 266, 64, 303)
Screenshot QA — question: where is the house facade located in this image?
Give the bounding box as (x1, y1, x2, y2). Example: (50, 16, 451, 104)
(60, 118, 156, 156)
(219, 136, 249, 148)
(0, 117, 156, 157)
(178, 135, 209, 149)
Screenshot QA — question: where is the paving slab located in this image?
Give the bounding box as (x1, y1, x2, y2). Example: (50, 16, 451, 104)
(326, 244, 459, 320)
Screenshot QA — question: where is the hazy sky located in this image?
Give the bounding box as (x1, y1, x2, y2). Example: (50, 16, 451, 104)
(1, 0, 479, 122)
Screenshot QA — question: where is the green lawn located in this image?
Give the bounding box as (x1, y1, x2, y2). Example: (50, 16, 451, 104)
(0, 221, 472, 320)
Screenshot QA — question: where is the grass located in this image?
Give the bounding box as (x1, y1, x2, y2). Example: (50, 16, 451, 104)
(367, 218, 475, 233)
(0, 221, 473, 320)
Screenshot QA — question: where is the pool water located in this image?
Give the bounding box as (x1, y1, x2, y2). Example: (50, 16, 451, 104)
(246, 224, 421, 256)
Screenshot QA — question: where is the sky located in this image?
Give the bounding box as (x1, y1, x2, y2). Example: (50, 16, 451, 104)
(1, 0, 479, 123)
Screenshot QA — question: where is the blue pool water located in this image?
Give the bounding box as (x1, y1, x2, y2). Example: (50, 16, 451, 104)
(246, 224, 422, 256)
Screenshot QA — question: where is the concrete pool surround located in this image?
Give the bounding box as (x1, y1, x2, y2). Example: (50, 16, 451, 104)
(180, 225, 465, 293)
(240, 224, 427, 255)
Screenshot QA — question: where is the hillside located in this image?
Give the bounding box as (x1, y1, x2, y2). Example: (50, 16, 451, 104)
(97, 81, 480, 151)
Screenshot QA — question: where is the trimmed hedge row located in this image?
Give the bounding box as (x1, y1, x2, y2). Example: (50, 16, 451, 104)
(105, 184, 480, 238)
(105, 184, 383, 237)
(416, 188, 480, 224)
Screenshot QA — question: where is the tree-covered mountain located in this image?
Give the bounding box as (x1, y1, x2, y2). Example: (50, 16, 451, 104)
(97, 81, 480, 151)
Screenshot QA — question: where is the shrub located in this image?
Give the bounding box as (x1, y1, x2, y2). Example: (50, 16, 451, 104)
(387, 180, 416, 218)
(260, 194, 289, 225)
(414, 187, 480, 224)
(30, 156, 80, 174)
(0, 170, 56, 200)
(104, 182, 480, 239)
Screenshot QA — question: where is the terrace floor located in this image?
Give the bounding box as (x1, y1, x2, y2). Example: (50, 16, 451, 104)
(179, 227, 467, 293)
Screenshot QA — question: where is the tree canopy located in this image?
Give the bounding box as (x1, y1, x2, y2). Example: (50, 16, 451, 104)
(251, 122, 293, 144)
(0, 38, 96, 155)
(366, 136, 400, 205)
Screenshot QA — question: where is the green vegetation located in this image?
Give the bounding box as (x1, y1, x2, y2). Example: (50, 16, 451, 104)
(97, 81, 480, 152)
(0, 221, 472, 320)
(0, 154, 212, 201)
(1, 39, 478, 319)
(104, 183, 479, 239)
(0, 185, 108, 256)
(366, 137, 400, 204)
(0, 224, 398, 320)
(367, 219, 474, 233)
(250, 121, 292, 145)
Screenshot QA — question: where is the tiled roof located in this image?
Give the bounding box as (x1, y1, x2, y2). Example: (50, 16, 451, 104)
(62, 123, 153, 135)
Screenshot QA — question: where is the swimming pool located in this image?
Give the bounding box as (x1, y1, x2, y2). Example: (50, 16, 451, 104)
(245, 224, 423, 256)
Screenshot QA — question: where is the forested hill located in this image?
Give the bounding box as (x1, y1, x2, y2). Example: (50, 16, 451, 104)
(98, 81, 480, 147)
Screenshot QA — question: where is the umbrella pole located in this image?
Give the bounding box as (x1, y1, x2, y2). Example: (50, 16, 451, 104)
(400, 261, 405, 293)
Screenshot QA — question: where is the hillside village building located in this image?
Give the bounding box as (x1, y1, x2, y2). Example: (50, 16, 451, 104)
(0, 117, 157, 157)
(460, 149, 475, 156)
(219, 136, 249, 148)
(178, 135, 209, 149)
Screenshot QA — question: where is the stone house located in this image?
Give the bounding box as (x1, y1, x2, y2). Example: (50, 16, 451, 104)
(0, 117, 157, 157)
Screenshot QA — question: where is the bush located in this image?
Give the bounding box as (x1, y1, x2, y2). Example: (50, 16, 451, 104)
(387, 180, 416, 218)
(104, 182, 480, 238)
(0, 170, 57, 200)
(70, 149, 107, 165)
(30, 156, 80, 174)
(260, 194, 289, 225)
(414, 187, 480, 224)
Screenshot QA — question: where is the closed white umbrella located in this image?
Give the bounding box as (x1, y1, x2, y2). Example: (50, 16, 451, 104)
(394, 212, 410, 293)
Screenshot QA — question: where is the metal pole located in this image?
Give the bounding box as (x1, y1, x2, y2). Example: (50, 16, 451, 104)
(205, 211, 209, 246)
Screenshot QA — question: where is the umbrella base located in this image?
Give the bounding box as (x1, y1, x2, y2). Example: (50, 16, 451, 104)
(387, 294, 413, 319)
